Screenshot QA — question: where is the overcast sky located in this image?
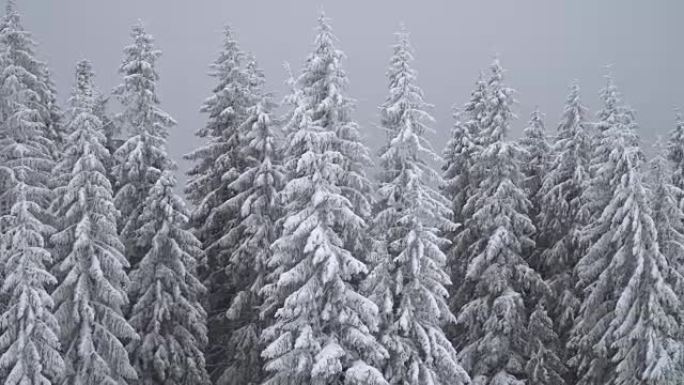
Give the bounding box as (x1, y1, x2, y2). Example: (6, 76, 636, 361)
(24, 0, 684, 177)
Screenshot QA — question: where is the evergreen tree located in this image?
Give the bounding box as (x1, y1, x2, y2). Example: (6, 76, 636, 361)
(441, 74, 488, 316)
(667, 111, 684, 195)
(216, 59, 283, 385)
(651, 139, 684, 279)
(0, 3, 64, 384)
(368, 28, 469, 385)
(453, 58, 545, 385)
(260, 13, 387, 385)
(51, 60, 137, 385)
(525, 304, 567, 385)
(570, 114, 684, 385)
(535, 83, 591, 351)
(127, 171, 209, 385)
(518, 107, 549, 215)
(0, 1, 62, 154)
(183, 27, 253, 378)
(580, 72, 632, 224)
(112, 22, 175, 269)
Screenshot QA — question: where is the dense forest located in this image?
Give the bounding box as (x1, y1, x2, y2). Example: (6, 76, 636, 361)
(0, 2, 682, 385)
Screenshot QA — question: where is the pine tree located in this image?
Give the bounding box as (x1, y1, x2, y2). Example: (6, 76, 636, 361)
(112, 22, 176, 269)
(453, 58, 545, 385)
(51, 60, 137, 385)
(127, 171, 209, 385)
(580, 72, 632, 224)
(570, 113, 684, 385)
(260, 13, 387, 385)
(518, 107, 549, 215)
(525, 304, 567, 385)
(667, 112, 684, 195)
(183, 27, 253, 378)
(441, 74, 488, 317)
(651, 139, 684, 279)
(0, 2, 64, 383)
(0, 1, 62, 154)
(215, 59, 283, 385)
(367, 28, 469, 385)
(535, 83, 591, 350)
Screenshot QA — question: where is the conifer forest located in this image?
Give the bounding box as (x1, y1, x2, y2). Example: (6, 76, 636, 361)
(0, 1, 682, 384)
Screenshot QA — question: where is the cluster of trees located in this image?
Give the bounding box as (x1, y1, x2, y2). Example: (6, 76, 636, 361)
(0, 3, 682, 385)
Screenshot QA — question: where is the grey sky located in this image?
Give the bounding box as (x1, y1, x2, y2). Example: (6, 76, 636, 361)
(26, 0, 684, 176)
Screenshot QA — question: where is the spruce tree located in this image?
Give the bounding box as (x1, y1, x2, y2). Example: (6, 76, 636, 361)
(525, 304, 567, 385)
(0, 1, 62, 155)
(667, 111, 684, 195)
(535, 83, 591, 353)
(127, 171, 209, 385)
(112, 22, 175, 269)
(0, 3, 64, 384)
(518, 107, 549, 216)
(580, 72, 632, 224)
(216, 59, 283, 385)
(453, 58, 545, 385)
(441, 74, 489, 320)
(183, 27, 253, 377)
(570, 115, 684, 385)
(368, 28, 469, 385)
(51, 60, 137, 385)
(260, 13, 387, 385)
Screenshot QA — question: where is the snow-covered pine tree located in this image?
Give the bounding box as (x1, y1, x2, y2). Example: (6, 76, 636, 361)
(215, 59, 283, 385)
(525, 304, 567, 385)
(0, 1, 63, 155)
(453, 58, 545, 385)
(580, 72, 632, 224)
(51, 60, 137, 385)
(0, 4, 64, 382)
(569, 115, 684, 385)
(260, 13, 387, 385)
(127, 171, 209, 385)
(667, 111, 684, 195)
(442, 74, 488, 317)
(651, 139, 684, 280)
(292, 12, 375, 265)
(112, 21, 176, 269)
(518, 107, 549, 217)
(367, 27, 469, 385)
(535, 83, 591, 355)
(183, 27, 254, 377)
(0, 186, 64, 385)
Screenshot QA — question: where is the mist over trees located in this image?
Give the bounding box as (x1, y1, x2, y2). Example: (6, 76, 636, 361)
(0, 3, 682, 385)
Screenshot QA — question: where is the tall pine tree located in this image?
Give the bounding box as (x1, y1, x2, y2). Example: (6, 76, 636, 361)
(367, 28, 469, 385)
(112, 22, 176, 269)
(570, 111, 684, 385)
(260, 13, 387, 385)
(216, 59, 284, 385)
(0, 2, 64, 384)
(518, 107, 549, 217)
(183, 27, 254, 378)
(51, 60, 137, 385)
(127, 171, 209, 385)
(667, 111, 684, 197)
(453, 58, 545, 385)
(441, 74, 488, 318)
(535, 83, 591, 362)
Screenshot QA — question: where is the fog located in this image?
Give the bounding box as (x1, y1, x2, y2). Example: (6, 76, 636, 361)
(27, 0, 684, 175)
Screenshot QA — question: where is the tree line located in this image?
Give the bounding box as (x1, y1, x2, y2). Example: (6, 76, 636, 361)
(0, 3, 682, 385)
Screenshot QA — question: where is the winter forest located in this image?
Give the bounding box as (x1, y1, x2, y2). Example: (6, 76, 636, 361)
(0, 1, 682, 385)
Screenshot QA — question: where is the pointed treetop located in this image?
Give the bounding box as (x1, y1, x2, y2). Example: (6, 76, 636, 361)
(524, 106, 546, 140)
(74, 59, 95, 99)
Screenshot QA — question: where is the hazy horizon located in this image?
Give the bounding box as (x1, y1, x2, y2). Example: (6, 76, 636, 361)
(23, 0, 684, 179)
